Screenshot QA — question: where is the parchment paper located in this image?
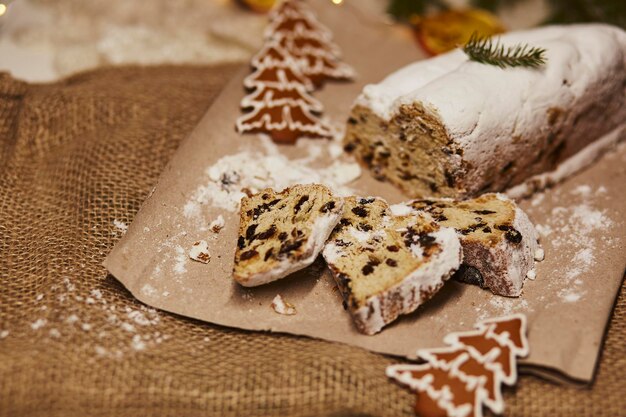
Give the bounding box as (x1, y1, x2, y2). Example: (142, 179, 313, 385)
(104, 0, 626, 384)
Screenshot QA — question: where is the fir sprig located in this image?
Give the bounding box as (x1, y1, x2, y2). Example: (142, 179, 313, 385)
(462, 32, 547, 69)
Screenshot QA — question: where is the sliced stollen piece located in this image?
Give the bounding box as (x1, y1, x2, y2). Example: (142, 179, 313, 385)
(322, 197, 462, 335)
(344, 24, 626, 198)
(397, 193, 540, 297)
(233, 184, 343, 287)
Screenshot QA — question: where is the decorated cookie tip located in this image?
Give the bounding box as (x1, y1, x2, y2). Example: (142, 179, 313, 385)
(265, 0, 355, 86)
(265, 4, 333, 42)
(387, 314, 529, 417)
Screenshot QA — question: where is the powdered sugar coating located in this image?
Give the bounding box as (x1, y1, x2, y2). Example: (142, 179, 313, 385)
(356, 24, 626, 196)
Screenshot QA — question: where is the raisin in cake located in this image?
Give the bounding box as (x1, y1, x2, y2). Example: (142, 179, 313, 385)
(233, 184, 343, 287)
(322, 197, 462, 335)
(396, 193, 540, 297)
(344, 24, 626, 198)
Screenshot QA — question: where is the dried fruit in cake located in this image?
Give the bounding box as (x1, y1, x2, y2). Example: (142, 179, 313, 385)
(344, 25, 626, 198)
(233, 184, 343, 287)
(322, 197, 462, 335)
(396, 193, 540, 297)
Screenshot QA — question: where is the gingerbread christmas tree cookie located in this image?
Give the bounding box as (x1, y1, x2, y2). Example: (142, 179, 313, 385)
(387, 314, 529, 417)
(236, 0, 354, 144)
(236, 41, 332, 143)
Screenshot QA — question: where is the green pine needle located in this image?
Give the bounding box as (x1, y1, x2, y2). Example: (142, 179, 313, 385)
(463, 32, 547, 69)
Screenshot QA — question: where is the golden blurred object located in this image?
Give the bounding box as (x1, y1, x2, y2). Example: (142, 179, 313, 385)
(0, 3, 7, 17)
(241, 0, 278, 13)
(413, 9, 505, 56)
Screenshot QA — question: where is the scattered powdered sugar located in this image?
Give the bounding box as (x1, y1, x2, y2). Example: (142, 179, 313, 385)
(390, 203, 414, 217)
(349, 227, 371, 243)
(173, 245, 187, 274)
(127, 308, 159, 326)
(113, 219, 129, 234)
(18, 272, 170, 357)
(132, 334, 146, 351)
(95, 346, 108, 357)
(481, 297, 531, 320)
(121, 322, 136, 333)
(271, 294, 296, 315)
(65, 314, 79, 324)
(530, 192, 545, 207)
(572, 184, 592, 197)
(535, 185, 618, 303)
(141, 283, 159, 297)
(31, 318, 47, 330)
(184, 135, 361, 216)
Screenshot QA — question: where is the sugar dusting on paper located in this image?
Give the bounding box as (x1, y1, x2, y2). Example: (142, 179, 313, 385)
(472, 183, 619, 320)
(147, 134, 362, 289)
(184, 134, 361, 216)
(534, 184, 617, 304)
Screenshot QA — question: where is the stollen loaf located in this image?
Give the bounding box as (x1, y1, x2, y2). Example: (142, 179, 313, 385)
(343, 24, 626, 198)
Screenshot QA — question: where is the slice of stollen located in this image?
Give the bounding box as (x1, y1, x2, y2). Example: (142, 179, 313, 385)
(323, 197, 462, 335)
(398, 193, 542, 297)
(233, 184, 343, 287)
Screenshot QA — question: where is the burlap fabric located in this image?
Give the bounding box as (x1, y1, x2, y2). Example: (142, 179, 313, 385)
(0, 65, 624, 417)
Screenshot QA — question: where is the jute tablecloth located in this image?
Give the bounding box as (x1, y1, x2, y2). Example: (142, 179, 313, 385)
(0, 65, 624, 417)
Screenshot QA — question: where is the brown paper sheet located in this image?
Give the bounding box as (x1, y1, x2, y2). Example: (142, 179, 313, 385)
(104, 1, 626, 384)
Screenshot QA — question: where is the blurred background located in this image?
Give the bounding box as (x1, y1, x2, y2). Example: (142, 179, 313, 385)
(0, 0, 623, 82)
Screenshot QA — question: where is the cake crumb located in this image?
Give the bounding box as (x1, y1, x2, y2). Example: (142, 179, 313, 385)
(526, 269, 536, 280)
(271, 294, 296, 316)
(121, 322, 136, 333)
(0, 330, 9, 339)
(210, 215, 225, 233)
(534, 248, 545, 262)
(189, 240, 211, 264)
